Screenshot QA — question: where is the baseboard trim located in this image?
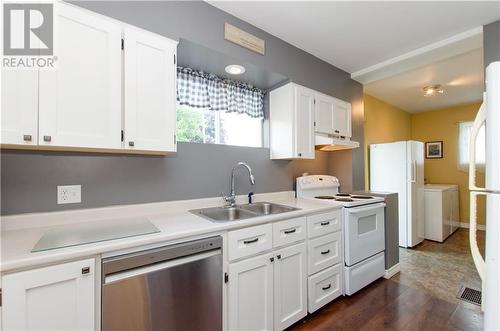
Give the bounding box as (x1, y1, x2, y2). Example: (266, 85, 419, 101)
(460, 222, 486, 231)
(384, 263, 401, 279)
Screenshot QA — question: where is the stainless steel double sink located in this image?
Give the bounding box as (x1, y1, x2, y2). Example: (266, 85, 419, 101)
(190, 202, 300, 222)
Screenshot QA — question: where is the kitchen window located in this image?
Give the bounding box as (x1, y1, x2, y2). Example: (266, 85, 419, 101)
(176, 67, 264, 148)
(458, 121, 485, 170)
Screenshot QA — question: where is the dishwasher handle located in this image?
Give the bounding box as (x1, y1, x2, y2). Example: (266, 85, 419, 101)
(105, 249, 221, 284)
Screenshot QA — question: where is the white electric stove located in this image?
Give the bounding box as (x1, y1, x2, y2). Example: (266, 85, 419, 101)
(296, 175, 386, 295)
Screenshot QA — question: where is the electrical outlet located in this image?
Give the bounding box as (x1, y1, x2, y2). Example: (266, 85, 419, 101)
(57, 185, 81, 204)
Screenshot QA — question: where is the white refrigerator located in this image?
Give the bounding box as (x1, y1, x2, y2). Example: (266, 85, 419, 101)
(469, 61, 500, 330)
(370, 141, 425, 248)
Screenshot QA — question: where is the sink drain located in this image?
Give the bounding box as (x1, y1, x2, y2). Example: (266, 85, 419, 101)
(457, 286, 482, 305)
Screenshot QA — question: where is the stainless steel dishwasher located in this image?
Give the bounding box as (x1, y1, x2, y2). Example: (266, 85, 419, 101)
(101, 236, 222, 331)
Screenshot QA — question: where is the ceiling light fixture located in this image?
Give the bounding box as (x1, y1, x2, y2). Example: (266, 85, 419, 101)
(423, 84, 444, 97)
(225, 64, 246, 75)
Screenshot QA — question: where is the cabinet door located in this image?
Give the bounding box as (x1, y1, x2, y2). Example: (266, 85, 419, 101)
(314, 93, 335, 135)
(2, 258, 95, 331)
(1, 70, 39, 145)
(293, 85, 315, 159)
(228, 253, 274, 331)
(332, 99, 351, 137)
(123, 28, 177, 152)
(274, 243, 307, 331)
(39, 3, 122, 149)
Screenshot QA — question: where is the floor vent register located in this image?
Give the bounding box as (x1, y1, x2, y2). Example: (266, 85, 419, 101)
(457, 286, 482, 306)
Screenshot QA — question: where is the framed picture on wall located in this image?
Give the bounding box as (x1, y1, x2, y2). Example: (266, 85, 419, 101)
(426, 141, 443, 159)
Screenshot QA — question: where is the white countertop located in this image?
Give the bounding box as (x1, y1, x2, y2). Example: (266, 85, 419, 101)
(1, 192, 342, 273)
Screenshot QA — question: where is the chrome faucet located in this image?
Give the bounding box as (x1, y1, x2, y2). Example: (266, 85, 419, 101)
(223, 162, 256, 207)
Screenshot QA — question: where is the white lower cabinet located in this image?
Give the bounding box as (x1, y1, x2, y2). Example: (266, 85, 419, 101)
(274, 243, 307, 330)
(307, 264, 342, 313)
(228, 253, 275, 331)
(2, 258, 96, 331)
(227, 241, 307, 331)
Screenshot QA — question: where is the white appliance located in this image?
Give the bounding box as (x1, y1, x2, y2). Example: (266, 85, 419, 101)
(469, 61, 500, 329)
(423, 184, 460, 242)
(296, 175, 386, 295)
(369, 141, 425, 248)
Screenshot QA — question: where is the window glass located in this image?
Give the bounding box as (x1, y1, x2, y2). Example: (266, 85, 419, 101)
(458, 121, 485, 170)
(176, 104, 263, 147)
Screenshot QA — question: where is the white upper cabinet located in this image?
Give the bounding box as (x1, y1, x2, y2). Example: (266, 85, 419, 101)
(1, 2, 177, 154)
(332, 98, 352, 137)
(270, 83, 315, 159)
(314, 93, 335, 135)
(314, 92, 352, 138)
(2, 258, 96, 331)
(1, 70, 39, 145)
(123, 28, 177, 152)
(39, 3, 122, 149)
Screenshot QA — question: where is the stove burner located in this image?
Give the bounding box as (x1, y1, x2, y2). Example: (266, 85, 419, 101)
(350, 195, 374, 199)
(335, 197, 354, 202)
(314, 196, 336, 200)
(336, 193, 350, 197)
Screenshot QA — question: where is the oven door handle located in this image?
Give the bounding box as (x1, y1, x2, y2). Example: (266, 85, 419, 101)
(104, 249, 221, 284)
(346, 203, 386, 214)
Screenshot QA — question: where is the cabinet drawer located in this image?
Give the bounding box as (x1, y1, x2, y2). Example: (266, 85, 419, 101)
(307, 264, 342, 313)
(228, 224, 273, 261)
(308, 232, 342, 275)
(273, 217, 307, 248)
(307, 210, 342, 238)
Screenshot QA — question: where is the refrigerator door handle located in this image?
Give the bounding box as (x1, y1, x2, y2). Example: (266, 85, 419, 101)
(469, 97, 487, 191)
(469, 191, 486, 281)
(410, 160, 416, 183)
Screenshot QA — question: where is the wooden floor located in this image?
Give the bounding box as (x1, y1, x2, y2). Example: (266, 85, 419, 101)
(289, 278, 483, 331)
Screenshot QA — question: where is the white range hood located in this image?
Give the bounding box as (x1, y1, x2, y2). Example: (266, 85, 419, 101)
(315, 133, 360, 151)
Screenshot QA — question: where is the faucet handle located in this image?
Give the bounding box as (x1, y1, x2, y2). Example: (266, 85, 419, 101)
(248, 192, 254, 204)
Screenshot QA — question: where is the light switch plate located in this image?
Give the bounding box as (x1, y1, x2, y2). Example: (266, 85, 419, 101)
(57, 185, 81, 204)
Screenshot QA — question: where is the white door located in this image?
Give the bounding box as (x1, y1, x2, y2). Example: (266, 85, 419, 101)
(293, 85, 315, 159)
(274, 243, 307, 331)
(123, 28, 177, 152)
(2, 258, 95, 331)
(344, 203, 385, 266)
(314, 93, 334, 135)
(1, 70, 39, 145)
(332, 99, 351, 137)
(450, 188, 460, 233)
(407, 140, 425, 247)
(228, 253, 274, 331)
(38, 3, 122, 149)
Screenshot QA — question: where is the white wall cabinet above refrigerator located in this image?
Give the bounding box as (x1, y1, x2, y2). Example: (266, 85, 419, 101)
(1, 2, 178, 154)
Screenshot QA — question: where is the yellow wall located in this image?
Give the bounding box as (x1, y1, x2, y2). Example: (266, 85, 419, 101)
(364, 95, 485, 225)
(363, 94, 412, 189)
(411, 103, 485, 225)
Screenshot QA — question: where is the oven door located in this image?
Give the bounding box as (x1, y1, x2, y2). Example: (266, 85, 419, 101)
(344, 203, 385, 266)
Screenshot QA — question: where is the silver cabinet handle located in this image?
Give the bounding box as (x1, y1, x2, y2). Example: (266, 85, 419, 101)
(43, 135, 51, 142)
(128, 141, 134, 147)
(23, 134, 32, 141)
(81, 266, 90, 275)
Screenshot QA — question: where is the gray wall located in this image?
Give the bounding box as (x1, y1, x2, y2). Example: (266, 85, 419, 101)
(1, 1, 364, 215)
(484, 20, 500, 68)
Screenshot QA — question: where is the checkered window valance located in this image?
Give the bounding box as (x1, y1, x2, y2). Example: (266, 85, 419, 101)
(177, 66, 264, 119)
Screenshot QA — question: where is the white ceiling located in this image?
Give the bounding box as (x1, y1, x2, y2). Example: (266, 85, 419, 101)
(364, 48, 484, 113)
(208, 1, 499, 74)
